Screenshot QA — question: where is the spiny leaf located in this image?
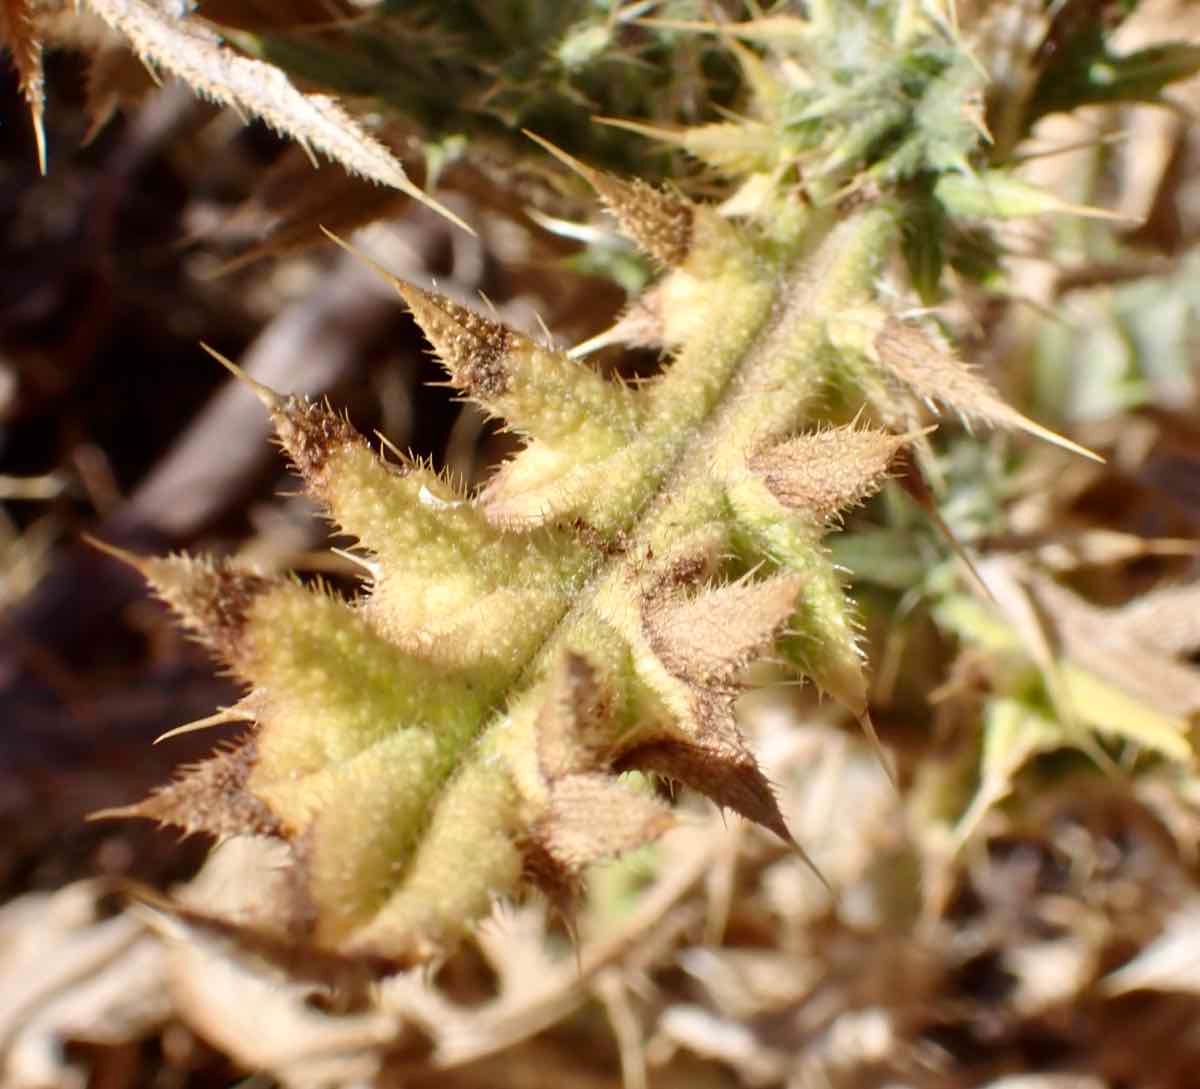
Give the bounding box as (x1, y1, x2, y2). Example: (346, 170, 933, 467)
(97, 2, 1170, 963)
(86, 537, 274, 663)
(524, 130, 695, 267)
(643, 573, 806, 688)
(401, 283, 638, 445)
(835, 310, 1103, 462)
(93, 738, 282, 841)
(935, 170, 1130, 222)
(83, 0, 471, 233)
(615, 733, 790, 847)
(749, 426, 910, 526)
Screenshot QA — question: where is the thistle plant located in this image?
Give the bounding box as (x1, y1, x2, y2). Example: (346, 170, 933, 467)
(36, 0, 1194, 968)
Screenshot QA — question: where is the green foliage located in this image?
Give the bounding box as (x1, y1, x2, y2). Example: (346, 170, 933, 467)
(228, 0, 743, 178)
(1026, 10, 1200, 122)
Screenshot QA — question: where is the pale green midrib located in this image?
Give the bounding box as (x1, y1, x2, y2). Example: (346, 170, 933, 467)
(324, 205, 895, 870)
(697, 208, 894, 477)
(489, 203, 897, 712)
(349, 204, 899, 939)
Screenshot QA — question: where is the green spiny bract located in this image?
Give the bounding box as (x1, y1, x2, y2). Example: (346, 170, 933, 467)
(103, 4, 1096, 964)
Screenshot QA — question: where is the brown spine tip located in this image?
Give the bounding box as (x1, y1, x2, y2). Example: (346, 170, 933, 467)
(201, 342, 360, 483)
(393, 282, 515, 399)
(145, 555, 274, 661)
(272, 397, 360, 482)
(94, 738, 282, 840)
(89, 539, 272, 663)
(591, 173, 694, 267)
(615, 735, 792, 845)
(524, 130, 693, 266)
(188, 566, 269, 651)
(317, 232, 522, 408)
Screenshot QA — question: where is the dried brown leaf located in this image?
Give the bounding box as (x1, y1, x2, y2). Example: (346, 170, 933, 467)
(134, 892, 395, 997)
(0, 884, 165, 1089)
(750, 425, 908, 524)
(533, 774, 674, 876)
(616, 731, 792, 846)
(1102, 902, 1200, 997)
(873, 317, 1101, 462)
(162, 931, 404, 1084)
(1029, 572, 1200, 720)
(217, 145, 409, 270)
(655, 1004, 788, 1085)
(644, 573, 805, 687)
(1115, 581, 1200, 659)
(1028, 530, 1198, 575)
